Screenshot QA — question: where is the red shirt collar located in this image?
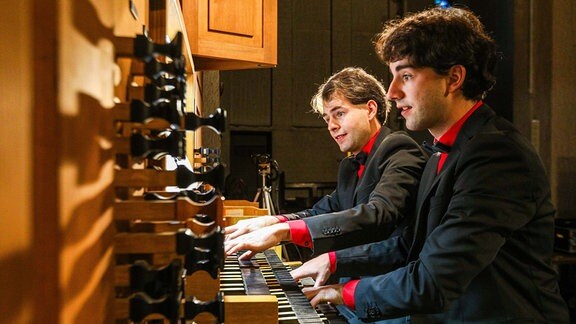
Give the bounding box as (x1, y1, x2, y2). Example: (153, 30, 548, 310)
(436, 101, 483, 146)
(356, 128, 380, 178)
(361, 128, 380, 155)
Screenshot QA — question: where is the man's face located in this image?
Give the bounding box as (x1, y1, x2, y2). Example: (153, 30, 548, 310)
(322, 92, 374, 154)
(386, 58, 451, 137)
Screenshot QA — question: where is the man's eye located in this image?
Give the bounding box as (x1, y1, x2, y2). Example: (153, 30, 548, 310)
(402, 73, 412, 81)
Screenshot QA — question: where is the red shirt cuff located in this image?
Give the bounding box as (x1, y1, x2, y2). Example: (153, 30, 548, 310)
(275, 215, 289, 223)
(287, 220, 312, 248)
(328, 251, 337, 274)
(342, 279, 359, 310)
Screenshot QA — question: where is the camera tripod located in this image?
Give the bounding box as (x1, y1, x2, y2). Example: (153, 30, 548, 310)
(252, 154, 278, 215)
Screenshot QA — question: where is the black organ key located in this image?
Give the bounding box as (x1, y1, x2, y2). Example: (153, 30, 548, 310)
(222, 251, 344, 323)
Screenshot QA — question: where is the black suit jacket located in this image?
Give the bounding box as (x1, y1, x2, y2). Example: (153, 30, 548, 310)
(284, 126, 428, 254)
(336, 105, 569, 323)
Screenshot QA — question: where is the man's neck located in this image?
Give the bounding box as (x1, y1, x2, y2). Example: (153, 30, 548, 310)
(355, 124, 381, 155)
(429, 99, 478, 139)
(370, 122, 382, 138)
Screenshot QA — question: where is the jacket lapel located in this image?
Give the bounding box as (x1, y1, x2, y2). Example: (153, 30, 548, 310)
(408, 104, 495, 260)
(352, 127, 392, 204)
(339, 157, 359, 208)
(416, 152, 440, 206)
(407, 153, 440, 260)
(416, 104, 495, 223)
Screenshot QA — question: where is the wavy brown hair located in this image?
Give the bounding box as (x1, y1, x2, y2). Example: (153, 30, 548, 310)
(311, 67, 390, 124)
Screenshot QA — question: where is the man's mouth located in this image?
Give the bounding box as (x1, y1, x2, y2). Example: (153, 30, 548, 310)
(398, 105, 412, 116)
(334, 134, 346, 142)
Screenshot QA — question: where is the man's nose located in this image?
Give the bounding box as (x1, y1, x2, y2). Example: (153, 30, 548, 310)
(327, 118, 339, 131)
(386, 79, 402, 101)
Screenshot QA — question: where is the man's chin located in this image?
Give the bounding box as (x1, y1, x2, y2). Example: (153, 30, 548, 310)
(404, 121, 419, 132)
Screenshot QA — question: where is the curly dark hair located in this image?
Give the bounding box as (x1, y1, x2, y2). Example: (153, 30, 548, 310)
(374, 7, 499, 100)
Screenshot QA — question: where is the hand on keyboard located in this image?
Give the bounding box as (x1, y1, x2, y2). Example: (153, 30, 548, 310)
(224, 215, 279, 240)
(290, 253, 332, 287)
(302, 284, 345, 307)
(225, 222, 291, 259)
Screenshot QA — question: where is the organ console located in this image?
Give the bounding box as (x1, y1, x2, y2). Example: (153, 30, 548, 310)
(221, 250, 345, 323)
(109, 1, 347, 322)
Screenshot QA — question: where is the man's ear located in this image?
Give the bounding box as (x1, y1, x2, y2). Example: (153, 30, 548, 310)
(446, 65, 467, 94)
(366, 99, 378, 120)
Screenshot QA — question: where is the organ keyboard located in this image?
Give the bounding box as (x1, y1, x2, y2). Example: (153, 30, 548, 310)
(222, 250, 346, 323)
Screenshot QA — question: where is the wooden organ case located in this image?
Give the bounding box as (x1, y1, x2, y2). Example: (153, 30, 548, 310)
(1, 0, 344, 322)
(109, 0, 341, 323)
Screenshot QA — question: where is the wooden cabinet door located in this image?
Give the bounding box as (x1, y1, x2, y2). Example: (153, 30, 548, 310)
(183, 0, 277, 70)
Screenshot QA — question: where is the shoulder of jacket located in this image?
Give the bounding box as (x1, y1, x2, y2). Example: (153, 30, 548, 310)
(379, 129, 420, 148)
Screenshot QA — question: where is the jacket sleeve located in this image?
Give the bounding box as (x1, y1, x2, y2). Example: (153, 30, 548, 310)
(333, 220, 412, 277)
(304, 133, 427, 255)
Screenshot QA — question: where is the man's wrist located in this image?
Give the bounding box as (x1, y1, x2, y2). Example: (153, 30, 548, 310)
(276, 222, 291, 241)
(274, 215, 288, 223)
